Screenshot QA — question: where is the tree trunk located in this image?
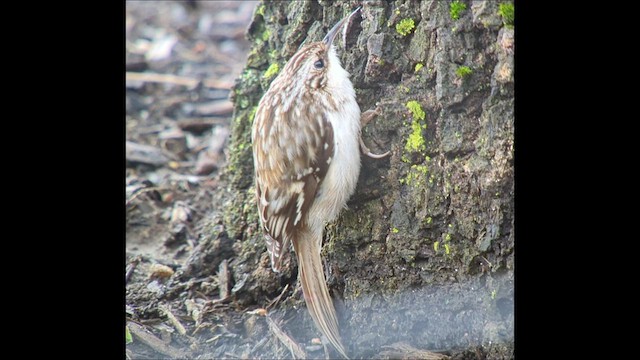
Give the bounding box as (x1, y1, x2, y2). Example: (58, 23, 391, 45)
(219, 0, 513, 358)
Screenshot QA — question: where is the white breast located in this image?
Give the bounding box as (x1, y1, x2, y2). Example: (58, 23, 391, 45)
(306, 47, 362, 236)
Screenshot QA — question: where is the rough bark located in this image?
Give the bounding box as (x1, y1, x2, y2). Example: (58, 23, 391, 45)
(216, 0, 513, 358)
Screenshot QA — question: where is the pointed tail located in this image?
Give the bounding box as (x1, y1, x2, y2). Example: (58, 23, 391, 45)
(293, 228, 349, 359)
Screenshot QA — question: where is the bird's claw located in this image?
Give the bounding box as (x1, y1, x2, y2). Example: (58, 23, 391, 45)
(360, 107, 390, 159)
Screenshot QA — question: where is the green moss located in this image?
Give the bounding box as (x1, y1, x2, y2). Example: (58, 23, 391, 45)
(408, 164, 429, 185)
(401, 101, 430, 186)
(433, 241, 440, 252)
(261, 29, 271, 41)
(401, 101, 428, 180)
(263, 63, 279, 79)
(406, 100, 425, 122)
(395, 18, 415, 36)
(257, 4, 265, 16)
(248, 106, 258, 125)
(426, 217, 432, 224)
(444, 243, 451, 255)
(247, 46, 268, 68)
(404, 101, 427, 153)
(498, 2, 514, 28)
(392, 227, 399, 234)
(450, 0, 467, 20)
(414, 63, 424, 72)
(240, 68, 262, 92)
(238, 96, 250, 110)
(405, 120, 426, 153)
(455, 65, 473, 78)
(223, 196, 251, 240)
(242, 201, 253, 217)
(125, 326, 132, 344)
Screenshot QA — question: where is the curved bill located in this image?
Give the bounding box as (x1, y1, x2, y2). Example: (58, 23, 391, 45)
(323, 6, 361, 47)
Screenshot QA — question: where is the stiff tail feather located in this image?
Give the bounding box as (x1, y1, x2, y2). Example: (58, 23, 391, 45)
(293, 229, 349, 359)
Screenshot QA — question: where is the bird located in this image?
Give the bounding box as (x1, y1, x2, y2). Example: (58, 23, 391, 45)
(251, 6, 388, 358)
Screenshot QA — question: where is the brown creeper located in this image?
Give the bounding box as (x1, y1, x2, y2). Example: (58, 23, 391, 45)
(251, 7, 388, 359)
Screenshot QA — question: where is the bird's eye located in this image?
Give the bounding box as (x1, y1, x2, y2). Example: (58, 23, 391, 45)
(314, 59, 324, 69)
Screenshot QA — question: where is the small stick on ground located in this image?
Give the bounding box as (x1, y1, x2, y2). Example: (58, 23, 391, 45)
(126, 72, 199, 88)
(203, 78, 233, 89)
(379, 342, 450, 359)
(266, 316, 306, 359)
(177, 117, 228, 133)
(126, 141, 169, 167)
(266, 283, 289, 310)
(125, 256, 141, 283)
(127, 321, 187, 359)
(159, 304, 187, 336)
(249, 337, 269, 357)
(481, 255, 493, 268)
(126, 72, 233, 89)
(126, 186, 163, 206)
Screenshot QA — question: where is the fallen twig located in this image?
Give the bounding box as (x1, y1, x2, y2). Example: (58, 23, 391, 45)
(126, 72, 198, 88)
(126, 72, 233, 89)
(177, 117, 229, 133)
(203, 78, 234, 89)
(125, 256, 141, 283)
(190, 100, 233, 116)
(126, 141, 169, 167)
(127, 321, 187, 358)
(126, 185, 163, 206)
(379, 342, 450, 359)
(266, 316, 306, 359)
(159, 304, 187, 336)
(249, 337, 269, 356)
(266, 283, 289, 310)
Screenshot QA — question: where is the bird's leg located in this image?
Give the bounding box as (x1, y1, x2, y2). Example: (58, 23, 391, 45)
(360, 107, 390, 159)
